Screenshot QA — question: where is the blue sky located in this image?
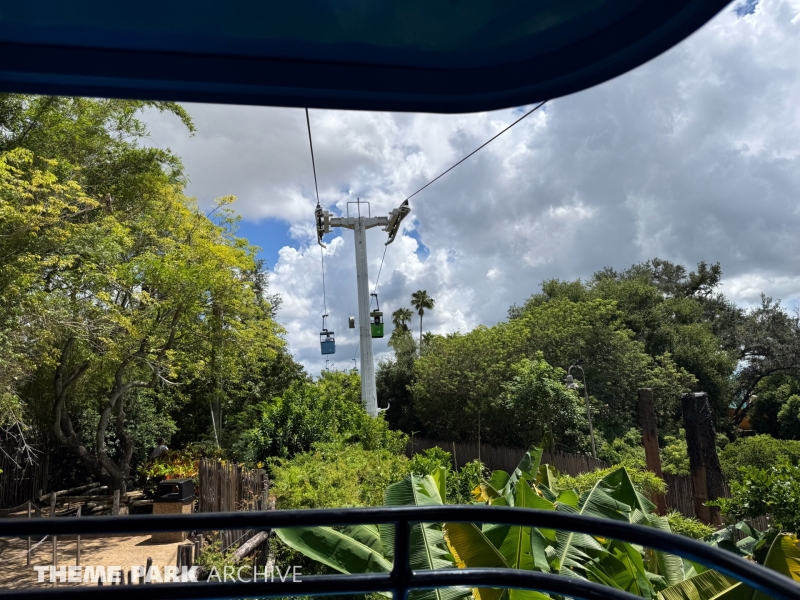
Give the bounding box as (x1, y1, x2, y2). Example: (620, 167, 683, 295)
(145, 0, 800, 373)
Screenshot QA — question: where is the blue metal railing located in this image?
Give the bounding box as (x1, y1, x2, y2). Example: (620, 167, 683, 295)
(1, 505, 799, 600)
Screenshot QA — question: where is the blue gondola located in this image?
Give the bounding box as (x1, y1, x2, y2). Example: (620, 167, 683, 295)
(320, 314, 335, 355)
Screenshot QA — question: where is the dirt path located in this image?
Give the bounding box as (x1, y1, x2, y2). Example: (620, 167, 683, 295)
(0, 532, 184, 590)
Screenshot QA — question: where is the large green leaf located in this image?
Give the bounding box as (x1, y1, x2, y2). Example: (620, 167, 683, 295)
(275, 525, 392, 574)
(656, 570, 738, 600)
(536, 464, 560, 493)
(585, 540, 656, 598)
(444, 522, 549, 600)
(384, 474, 471, 600)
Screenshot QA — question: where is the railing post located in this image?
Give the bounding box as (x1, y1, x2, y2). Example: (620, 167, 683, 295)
(26, 500, 31, 567)
(51, 492, 57, 586)
(392, 518, 411, 600)
(76, 504, 81, 565)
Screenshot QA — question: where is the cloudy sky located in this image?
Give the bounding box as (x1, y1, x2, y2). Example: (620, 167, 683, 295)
(144, 0, 800, 374)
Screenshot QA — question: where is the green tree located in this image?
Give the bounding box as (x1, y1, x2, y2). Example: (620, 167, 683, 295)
(778, 395, 800, 440)
(391, 307, 413, 334)
(247, 371, 407, 463)
(410, 290, 435, 342)
(0, 96, 288, 492)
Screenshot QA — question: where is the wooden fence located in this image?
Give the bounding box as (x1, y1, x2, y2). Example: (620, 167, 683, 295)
(406, 437, 772, 529)
(407, 436, 610, 478)
(198, 459, 269, 553)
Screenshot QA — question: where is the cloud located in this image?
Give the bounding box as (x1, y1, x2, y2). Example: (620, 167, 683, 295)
(145, 0, 800, 373)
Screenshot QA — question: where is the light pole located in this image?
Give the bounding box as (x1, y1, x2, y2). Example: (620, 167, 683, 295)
(565, 362, 597, 459)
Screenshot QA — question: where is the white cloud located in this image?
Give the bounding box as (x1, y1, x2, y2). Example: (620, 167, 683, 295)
(145, 0, 800, 372)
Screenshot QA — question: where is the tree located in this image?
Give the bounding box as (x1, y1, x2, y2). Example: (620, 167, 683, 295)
(410, 290, 435, 342)
(391, 307, 413, 333)
(0, 96, 287, 493)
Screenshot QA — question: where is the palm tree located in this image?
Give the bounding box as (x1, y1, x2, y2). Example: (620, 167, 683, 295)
(410, 290, 435, 342)
(392, 307, 413, 332)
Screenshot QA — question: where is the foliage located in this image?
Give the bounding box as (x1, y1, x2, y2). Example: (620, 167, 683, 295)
(660, 430, 690, 476)
(777, 395, 800, 440)
(597, 428, 646, 469)
(665, 511, 715, 539)
(247, 371, 407, 463)
(378, 329, 419, 432)
(0, 96, 288, 493)
(270, 442, 410, 509)
(277, 471, 470, 600)
(408, 447, 488, 504)
(410, 290, 435, 342)
(718, 435, 800, 482)
(137, 447, 203, 496)
(710, 463, 800, 534)
(555, 465, 667, 498)
(195, 538, 253, 579)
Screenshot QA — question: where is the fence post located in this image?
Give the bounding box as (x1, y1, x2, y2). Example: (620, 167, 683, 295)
(682, 392, 725, 525)
(27, 501, 31, 567)
(145, 557, 152, 584)
(638, 388, 667, 515)
(112, 489, 120, 516)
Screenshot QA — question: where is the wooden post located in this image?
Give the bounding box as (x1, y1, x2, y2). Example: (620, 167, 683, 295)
(26, 501, 31, 567)
(638, 388, 668, 515)
(178, 544, 194, 569)
(112, 489, 120, 516)
(682, 392, 725, 525)
(145, 557, 152, 584)
(195, 535, 203, 561)
(76, 505, 81, 565)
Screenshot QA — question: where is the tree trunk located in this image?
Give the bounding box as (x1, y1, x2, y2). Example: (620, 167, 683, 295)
(681, 392, 725, 526)
(638, 388, 667, 515)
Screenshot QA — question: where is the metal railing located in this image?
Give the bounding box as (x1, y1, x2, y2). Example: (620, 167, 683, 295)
(2, 505, 800, 600)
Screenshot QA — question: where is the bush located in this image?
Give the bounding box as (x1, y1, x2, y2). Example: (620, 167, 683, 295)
(247, 372, 407, 463)
(408, 447, 488, 504)
(718, 435, 800, 481)
(597, 428, 646, 469)
(710, 463, 800, 534)
(270, 442, 410, 509)
(195, 538, 253, 580)
(665, 510, 715, 539)
(556, 465, 666, 497)
(661, 429, 690, 476)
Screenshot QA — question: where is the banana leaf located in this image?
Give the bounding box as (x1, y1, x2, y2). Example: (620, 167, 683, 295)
(275, 525, 392, 574)
(384, 474, 472, 600)
(584, 540, 656, 598)
(656, 569, 738, 600)
(444, 521, 549, 600)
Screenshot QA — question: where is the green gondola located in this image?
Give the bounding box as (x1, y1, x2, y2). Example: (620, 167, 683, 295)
(370, 293, 384, 338)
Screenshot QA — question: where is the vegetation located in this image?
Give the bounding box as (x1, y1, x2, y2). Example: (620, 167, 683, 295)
(246, 371, 406, 464)
(270, 442, 410, 509)
(711, 463, 800, 534)
(718, 435, 800, 482)
(277, 447, 800, 599)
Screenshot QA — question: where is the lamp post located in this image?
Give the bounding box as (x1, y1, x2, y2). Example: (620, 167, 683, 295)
(565, 362, 597, 459)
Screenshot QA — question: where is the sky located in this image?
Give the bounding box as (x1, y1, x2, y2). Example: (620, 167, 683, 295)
(143, 0, 800, 374)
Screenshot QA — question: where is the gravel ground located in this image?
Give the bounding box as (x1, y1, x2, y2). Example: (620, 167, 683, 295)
(0, 530, 184, 590)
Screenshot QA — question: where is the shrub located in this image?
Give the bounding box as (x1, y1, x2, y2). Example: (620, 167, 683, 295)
(270, 442, 410, 509)
(247, 372, 407, 463)
(408, 447, 488, 504)
(556, 465, 666, 497)
(661, 429, 690, 476)
(710, 463, 800, 534)
(718, 435, 800, 481)
(195, 538, 253, 580)
(665, 510, 715, 539)
(597, 428, 646, 469)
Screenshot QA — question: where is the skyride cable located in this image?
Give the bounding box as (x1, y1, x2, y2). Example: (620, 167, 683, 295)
(370, 100, 548, 296)
(305, 108, 328, 318)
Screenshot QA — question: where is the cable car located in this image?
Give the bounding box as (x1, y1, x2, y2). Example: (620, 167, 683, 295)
(370, 294, 384, 338)
(320, 314, 335, 355)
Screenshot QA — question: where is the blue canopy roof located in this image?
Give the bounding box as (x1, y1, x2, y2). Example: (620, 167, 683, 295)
(0, 1, 730, 113)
